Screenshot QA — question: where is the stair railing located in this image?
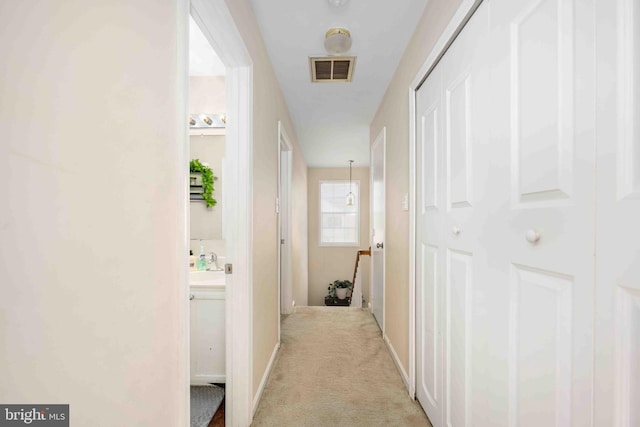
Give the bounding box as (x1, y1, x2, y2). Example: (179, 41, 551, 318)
(350, 247, 371, 308)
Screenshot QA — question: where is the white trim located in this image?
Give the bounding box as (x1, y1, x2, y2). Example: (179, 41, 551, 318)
(177, 1, 190, 425)
(410, 0, 483, 91)
(382, 129, 386, 336)
(252, 342, 281, 416)
(408, 83, 417, 399)
(189, 2, 254, 426)
(384, 333, 410, 392)
(318, 179, 361, 247)
(278, 121, 294, 322)
(408, 0, 482, 401)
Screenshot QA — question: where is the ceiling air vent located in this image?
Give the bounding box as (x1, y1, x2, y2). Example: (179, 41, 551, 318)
(310, 56, 356, 83)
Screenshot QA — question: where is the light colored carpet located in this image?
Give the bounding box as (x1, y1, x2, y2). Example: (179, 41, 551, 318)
(252, 307, 432, 427)
(190, 385, 224, 427)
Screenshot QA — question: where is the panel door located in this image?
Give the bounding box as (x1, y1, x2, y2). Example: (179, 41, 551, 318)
(594, 0, 640, 425)
(416, 60, 445, 427)
(371, 130, 386, 330)
(416, 4, 490, 426)
(487, 0, 596, 425)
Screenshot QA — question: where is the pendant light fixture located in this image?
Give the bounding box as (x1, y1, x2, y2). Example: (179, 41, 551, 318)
(346, 160, 355, 206)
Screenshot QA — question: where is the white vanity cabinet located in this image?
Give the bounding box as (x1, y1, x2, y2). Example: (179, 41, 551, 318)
(190, 285, 225, 384)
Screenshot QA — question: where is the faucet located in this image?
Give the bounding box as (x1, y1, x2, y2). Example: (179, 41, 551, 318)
(208, 252, 218, 270)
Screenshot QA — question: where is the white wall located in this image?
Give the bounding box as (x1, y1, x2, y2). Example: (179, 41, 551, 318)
(0, 0, 187, 425)
(292, 147, 309, 307)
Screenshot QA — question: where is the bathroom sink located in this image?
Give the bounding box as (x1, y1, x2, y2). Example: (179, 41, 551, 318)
(189, 269, 225, 286)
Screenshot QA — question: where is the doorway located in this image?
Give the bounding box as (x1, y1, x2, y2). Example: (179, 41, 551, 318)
(370, 128, 386, 331)
(188, 11, 227, 383)
(278, 121, 294, 322)
(187, 1, 253, 425)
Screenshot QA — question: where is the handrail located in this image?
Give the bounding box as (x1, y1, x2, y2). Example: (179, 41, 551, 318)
(352, 247, 371, 286)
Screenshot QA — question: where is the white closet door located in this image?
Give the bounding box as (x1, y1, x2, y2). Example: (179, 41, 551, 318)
(487, 0, 596, 426)
(416, 4, 490, 426)
(417, 0, 597, 426)
(594, 0, 640, 425)
(416, 60, 444, 427)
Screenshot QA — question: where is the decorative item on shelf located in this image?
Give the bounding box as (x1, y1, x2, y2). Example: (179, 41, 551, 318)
(346, 160, 355, 206)
(189, 159, 217, 208)
(325, 279, 353, 306)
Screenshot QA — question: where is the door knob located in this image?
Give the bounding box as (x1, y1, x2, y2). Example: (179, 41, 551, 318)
(525, 229, 541, 244)
(452, 226, 461, 235)
(376, 242, 384, 249)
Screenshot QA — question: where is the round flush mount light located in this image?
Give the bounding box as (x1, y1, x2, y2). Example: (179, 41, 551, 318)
(324, 28, 352, 55)
(327, 0, 349, 7)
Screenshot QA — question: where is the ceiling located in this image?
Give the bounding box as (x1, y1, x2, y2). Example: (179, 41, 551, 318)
(250, 0, 428, 167)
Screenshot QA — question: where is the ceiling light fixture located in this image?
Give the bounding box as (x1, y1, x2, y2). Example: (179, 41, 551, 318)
(189, 113, 227, 128)
(324, 27, 352, 55)
(327, 0, 349, 7)
(346, 160, 355, 206)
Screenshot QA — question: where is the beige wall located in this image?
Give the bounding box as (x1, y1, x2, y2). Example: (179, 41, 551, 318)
(292, 147, 309, 307)
(189, 76, 226, 113)
(370, 0, 463, 373)
(0, 0, 187, 424)
(225, 0, 309, 399)
(307, 168, 371, 307)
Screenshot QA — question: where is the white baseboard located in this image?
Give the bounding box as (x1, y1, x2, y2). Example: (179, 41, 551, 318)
(384, 334, 410, 395)
(252, 341, 280, 416)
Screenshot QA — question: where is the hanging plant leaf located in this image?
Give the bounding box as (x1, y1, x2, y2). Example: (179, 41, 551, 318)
(190, 159, 217, 208)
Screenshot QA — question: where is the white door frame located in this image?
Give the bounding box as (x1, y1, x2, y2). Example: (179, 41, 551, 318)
(188, 2, 254, 426)
(277, 121, 294, 323)
(408, 0, 483, 399)
(371, 127, 386, 333)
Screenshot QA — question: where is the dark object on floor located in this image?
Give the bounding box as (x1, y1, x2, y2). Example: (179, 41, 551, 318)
(208, 397, 224, 427)
(191, 385, 224, 427)
(324, 296, 351, 306)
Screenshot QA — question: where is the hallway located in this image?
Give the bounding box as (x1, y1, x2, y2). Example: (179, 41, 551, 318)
(252, 307, 431, 427)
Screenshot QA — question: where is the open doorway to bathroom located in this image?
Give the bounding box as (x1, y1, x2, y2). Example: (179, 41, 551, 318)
(188, 14, 228, 427)
(185, 1, 253, 425)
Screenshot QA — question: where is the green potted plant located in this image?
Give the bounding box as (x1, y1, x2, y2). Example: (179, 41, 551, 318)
(331, 279, 353, 300)
(189, 159, 217, 208)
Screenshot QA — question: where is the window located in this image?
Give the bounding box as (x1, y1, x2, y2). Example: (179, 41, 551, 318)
(319, 180, 359, 246)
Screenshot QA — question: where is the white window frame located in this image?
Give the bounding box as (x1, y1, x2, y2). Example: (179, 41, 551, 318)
(318, 179, 361, 247)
